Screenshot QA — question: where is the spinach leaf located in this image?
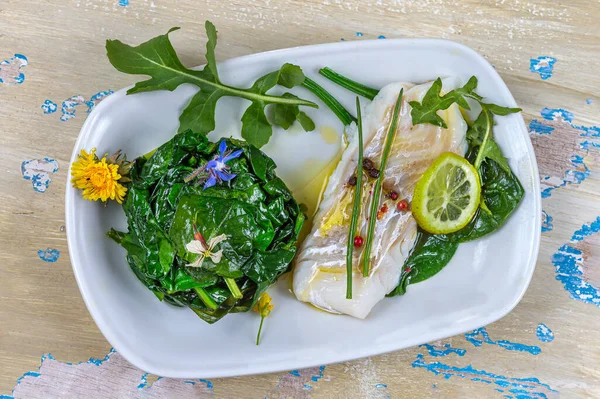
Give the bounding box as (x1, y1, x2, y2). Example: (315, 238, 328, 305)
(387, 232, 459, 297)
(106, 21, 317, 148)
(449, 152, 524, 242)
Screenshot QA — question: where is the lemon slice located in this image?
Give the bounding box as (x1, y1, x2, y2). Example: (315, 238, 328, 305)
(412, 152, 481, 234)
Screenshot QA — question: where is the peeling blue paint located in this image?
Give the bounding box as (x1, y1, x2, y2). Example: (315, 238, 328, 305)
(530, 107, 600, 199)
(137, 373, 149, 389)
(586, 99, 593, 105)
(530, 56, 557, 80)
(552, 217, 600, 306)
(378, 35, 386, 39)
(2, 349, 116, 398)
(118, 0, 129, 5)
(536, 324, 554, 343)
(0, 54, 28, 85)
(21, 158, 59, 193)
(542, 211, 553, 232)
(44, 90, 114, 122)
(465, 328, 541, 355)
(38, 248, 60, 263)
(181, 379, 213, 389)
(420, 343, 466, 357)
(356, 32, 363, 36)
(41, 100, 58, 114)
(529, 119, 554, 135)
(412, 354, 557, 397)
(289, 370, 301, 377)
(375, 383, 388, 388)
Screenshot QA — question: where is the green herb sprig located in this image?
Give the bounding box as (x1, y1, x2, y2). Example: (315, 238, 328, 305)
(106, 21, 318, 148)
(302, 77, 356, 126)
(345, 97, 364, 299)
(362, 89, 404, 277)
(319, 67, 379, 101)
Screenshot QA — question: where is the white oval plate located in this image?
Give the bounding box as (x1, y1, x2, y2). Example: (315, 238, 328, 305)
(66, 38, 540, 378)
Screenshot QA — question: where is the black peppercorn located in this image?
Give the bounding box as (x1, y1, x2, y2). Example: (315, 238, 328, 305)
(348, 175, 357, 186)
(362, 158, 374, 170)
(368, 168, 380, 178)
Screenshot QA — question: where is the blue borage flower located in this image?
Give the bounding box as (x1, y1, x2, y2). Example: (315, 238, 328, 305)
(203, 140, 243, 190)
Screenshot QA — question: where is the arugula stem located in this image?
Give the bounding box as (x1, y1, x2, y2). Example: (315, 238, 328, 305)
(256, 316, 265, 345)
(125, 56, 318, 108)
(224, 277, 243, 299)
(473, 106, 492, 170)
(319, 67, 379, 101)
(362, 89, 404, 277)
(346, 98, 364, 299)
(194, 287, 218, 310)
(301, 77, 356, 126)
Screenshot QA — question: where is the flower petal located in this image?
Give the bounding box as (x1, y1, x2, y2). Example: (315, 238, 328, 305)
(186, 240, 208, 254)
(209, 249, 223, 264)
(187, 254, 205, 268)
(216, 170, 236, 182)
(222, 149, 243, 163)
(218, 140, 227, 156)
(205, 159, 218, 170)
(203, 173, 218, 190)
(208, 234, 228, 249)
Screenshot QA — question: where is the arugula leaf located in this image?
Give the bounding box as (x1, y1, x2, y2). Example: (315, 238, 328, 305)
(106, 21, 317, 148)
(297, 111, 315, 131)
(408, 76, 480, 128)
(273, 92, 315, 132)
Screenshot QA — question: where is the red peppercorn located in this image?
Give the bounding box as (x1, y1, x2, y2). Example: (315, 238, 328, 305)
(389, 191, 399, 200)
(397, 200, 409, 212)
(354, 236, 364, 247)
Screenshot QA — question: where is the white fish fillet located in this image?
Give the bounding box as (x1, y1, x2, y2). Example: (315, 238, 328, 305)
(293, 78, 469, 319)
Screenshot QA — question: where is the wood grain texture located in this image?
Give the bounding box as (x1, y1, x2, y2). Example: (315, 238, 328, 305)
(1, 0, 600, 397)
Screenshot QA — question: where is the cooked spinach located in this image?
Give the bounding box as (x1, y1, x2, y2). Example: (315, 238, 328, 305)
(109, 130, 304, 323)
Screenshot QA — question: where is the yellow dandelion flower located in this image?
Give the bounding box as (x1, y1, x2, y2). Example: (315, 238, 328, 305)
(253, 292, 274, 345)
(71, 148, 127, 204)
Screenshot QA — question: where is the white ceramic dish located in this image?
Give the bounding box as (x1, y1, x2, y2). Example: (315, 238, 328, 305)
(66, 37, 541, 378)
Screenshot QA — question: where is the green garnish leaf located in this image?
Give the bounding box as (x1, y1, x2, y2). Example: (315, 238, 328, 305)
(482, 102, 522, 116)
(272, 93, 315, 132)
(297, 111, 316, 131)
(106, 21, 317, 148)
(408, 76, 479, 128)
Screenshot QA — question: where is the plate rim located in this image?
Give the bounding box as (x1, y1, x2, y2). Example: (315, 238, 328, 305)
(65, 36, 541, 378)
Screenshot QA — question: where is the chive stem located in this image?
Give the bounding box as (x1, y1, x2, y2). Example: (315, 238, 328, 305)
(256, 316, 265, 345)
(362, 89, 404, 276)
(194, 287, 218, 310)
(346, 98, 365, 299)
(224, 277, 243, 299)
(302, 77, 356, 126)
(319, 67, 379, 101)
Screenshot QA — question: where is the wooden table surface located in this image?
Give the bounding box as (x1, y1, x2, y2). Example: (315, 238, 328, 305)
(1, 0, 599, 398)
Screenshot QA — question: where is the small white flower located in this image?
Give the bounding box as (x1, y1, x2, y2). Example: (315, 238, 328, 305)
(185, 233, 227, 268)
